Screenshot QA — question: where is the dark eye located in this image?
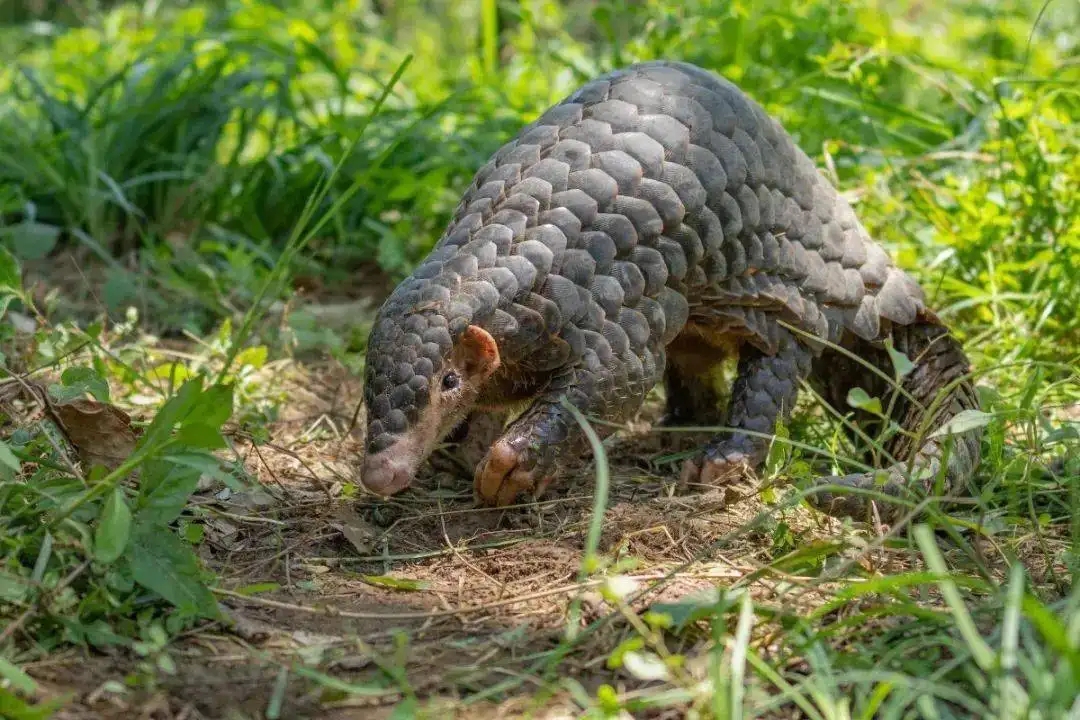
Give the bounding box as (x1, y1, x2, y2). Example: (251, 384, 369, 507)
(441, 372, 460, 391)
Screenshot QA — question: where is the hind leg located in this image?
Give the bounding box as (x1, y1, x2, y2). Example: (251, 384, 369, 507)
(681, 330, 813, 487)
(661, 353, 727, 427)
(658, 336, 731, 461)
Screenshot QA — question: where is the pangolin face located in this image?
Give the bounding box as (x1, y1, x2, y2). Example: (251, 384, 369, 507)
(360, 298, 500, 496)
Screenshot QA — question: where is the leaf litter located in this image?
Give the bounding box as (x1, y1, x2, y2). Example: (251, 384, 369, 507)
(45, 395, 139, 473)
(6, 335, 1074, 719)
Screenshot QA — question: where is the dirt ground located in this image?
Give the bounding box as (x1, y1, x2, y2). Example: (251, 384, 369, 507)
(14, 346, 877, 720)
(15, 356, 1076, 719)
(10, 263, 1072, 719)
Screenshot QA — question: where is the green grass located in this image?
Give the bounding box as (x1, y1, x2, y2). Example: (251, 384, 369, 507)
(1, 0, 1078, 717)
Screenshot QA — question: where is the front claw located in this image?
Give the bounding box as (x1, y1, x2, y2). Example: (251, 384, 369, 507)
(474, 438, 555, 507)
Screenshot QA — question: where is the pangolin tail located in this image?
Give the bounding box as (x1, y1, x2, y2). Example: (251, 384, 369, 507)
(807, 311, 983, 523)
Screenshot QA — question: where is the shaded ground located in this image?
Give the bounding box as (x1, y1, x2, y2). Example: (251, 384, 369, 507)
(10, 341, 839, 718)
(6, 254, 1074, 718)
(14, 344, 1071, 719)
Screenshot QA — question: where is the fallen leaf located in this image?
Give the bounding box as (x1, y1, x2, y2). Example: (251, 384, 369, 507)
(228, 489, 277, 510)
(291, 630, 343, 647)
(622, 650, 670, 681)
(207, 518, 239, 540)
(928, 409, 994, 438)
(330, 506, 381, 555)
(48, 397, 138, 472)
(226, 609, 277, 642)
(334, 655, 374, 671)
(360, 574, 429, 592)
(7, 310, 36, 334)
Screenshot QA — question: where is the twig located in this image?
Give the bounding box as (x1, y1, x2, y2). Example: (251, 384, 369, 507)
(1, 370, 86, 483)
(216, 575, 664, 621)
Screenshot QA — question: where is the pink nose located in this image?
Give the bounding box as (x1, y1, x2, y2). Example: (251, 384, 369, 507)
(361, 450, 414, 496)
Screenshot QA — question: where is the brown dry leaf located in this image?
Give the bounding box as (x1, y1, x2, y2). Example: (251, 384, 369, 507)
(49, 398, 138, 472)
(226, 609, 277, 643)
(329, 505, 381, 555)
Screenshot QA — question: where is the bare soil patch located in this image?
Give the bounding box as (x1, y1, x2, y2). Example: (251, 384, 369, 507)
(14, 346, 844, 719)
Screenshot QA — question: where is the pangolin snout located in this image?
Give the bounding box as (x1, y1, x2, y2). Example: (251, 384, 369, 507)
(361, 448, 415, 496)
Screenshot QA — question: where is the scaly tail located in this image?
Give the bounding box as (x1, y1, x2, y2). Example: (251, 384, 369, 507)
(807, 311, 982, 523)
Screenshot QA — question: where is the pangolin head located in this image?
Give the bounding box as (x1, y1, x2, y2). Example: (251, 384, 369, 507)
(360, 276, 501, 496)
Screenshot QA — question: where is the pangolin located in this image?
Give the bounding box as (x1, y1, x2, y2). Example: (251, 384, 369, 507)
(359, 61, 982, 521)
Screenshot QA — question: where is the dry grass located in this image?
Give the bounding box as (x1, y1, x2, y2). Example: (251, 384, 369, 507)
(12, 340, 1070, 719)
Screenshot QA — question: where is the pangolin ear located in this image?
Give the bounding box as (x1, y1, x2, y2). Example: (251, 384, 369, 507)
(454, 325, 501, 379)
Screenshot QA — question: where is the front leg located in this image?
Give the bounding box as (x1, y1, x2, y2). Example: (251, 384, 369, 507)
(473, 395, 598, 506)
(475, 342, 663, 507)
(442, 409, 511, 472)
(681, 330, 813, 487)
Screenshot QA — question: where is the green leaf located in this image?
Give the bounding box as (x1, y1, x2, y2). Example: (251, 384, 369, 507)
(0, 244, 21, 290)
(233, 582, 281, 596)
(913, 525, 994, 671)
(82, 620, 131, 649)
(1045, 425, 1079, 444)
(50, 367, 112, 403)
(0, 440, 21, 475)
(188, 382, 234, 432)
(771, 541, 845, 573)
(928, 409, 994, 439)
(31, 532, 52, 582)
(1020, 595, 1080, 678)
(164, 452, 240, 490)
(847, 387, 883, 415)
(0, 571, 31, 602)
(360, 575, 429, 591)
(0, 686, 70, 720)
(128, 521, 219, 619)
(764, 421, 790, 475)
(95, 488, 132, 564)
(885, 340, 915, 378)
(0, 245, 22, 319)
(388, 697, 419, 720)
(235, 345, 268, 369)
(102, 268, 138, 312)
(138, 379, 233, 454)
(292, 665, 394, 698)
(136, 460, 202, 526)
(0, 655, 37, 694)
(172, 383, 234, 450)
(173, 422, 227, 450)
(606, 636, 645, 669)
(137, 378, 205, 450)
(156, 654, 177, 675)
(182, 522, 204, 544)
(8, 222, 60, 260)
(648, 587, 730, 631)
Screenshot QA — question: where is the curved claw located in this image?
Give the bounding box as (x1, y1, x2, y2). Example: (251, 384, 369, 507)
(679, 446, 757, 489)
(474, 438, 554, 507)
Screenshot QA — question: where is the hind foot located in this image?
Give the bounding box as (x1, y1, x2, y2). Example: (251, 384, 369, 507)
(678, 438, 764, 489)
